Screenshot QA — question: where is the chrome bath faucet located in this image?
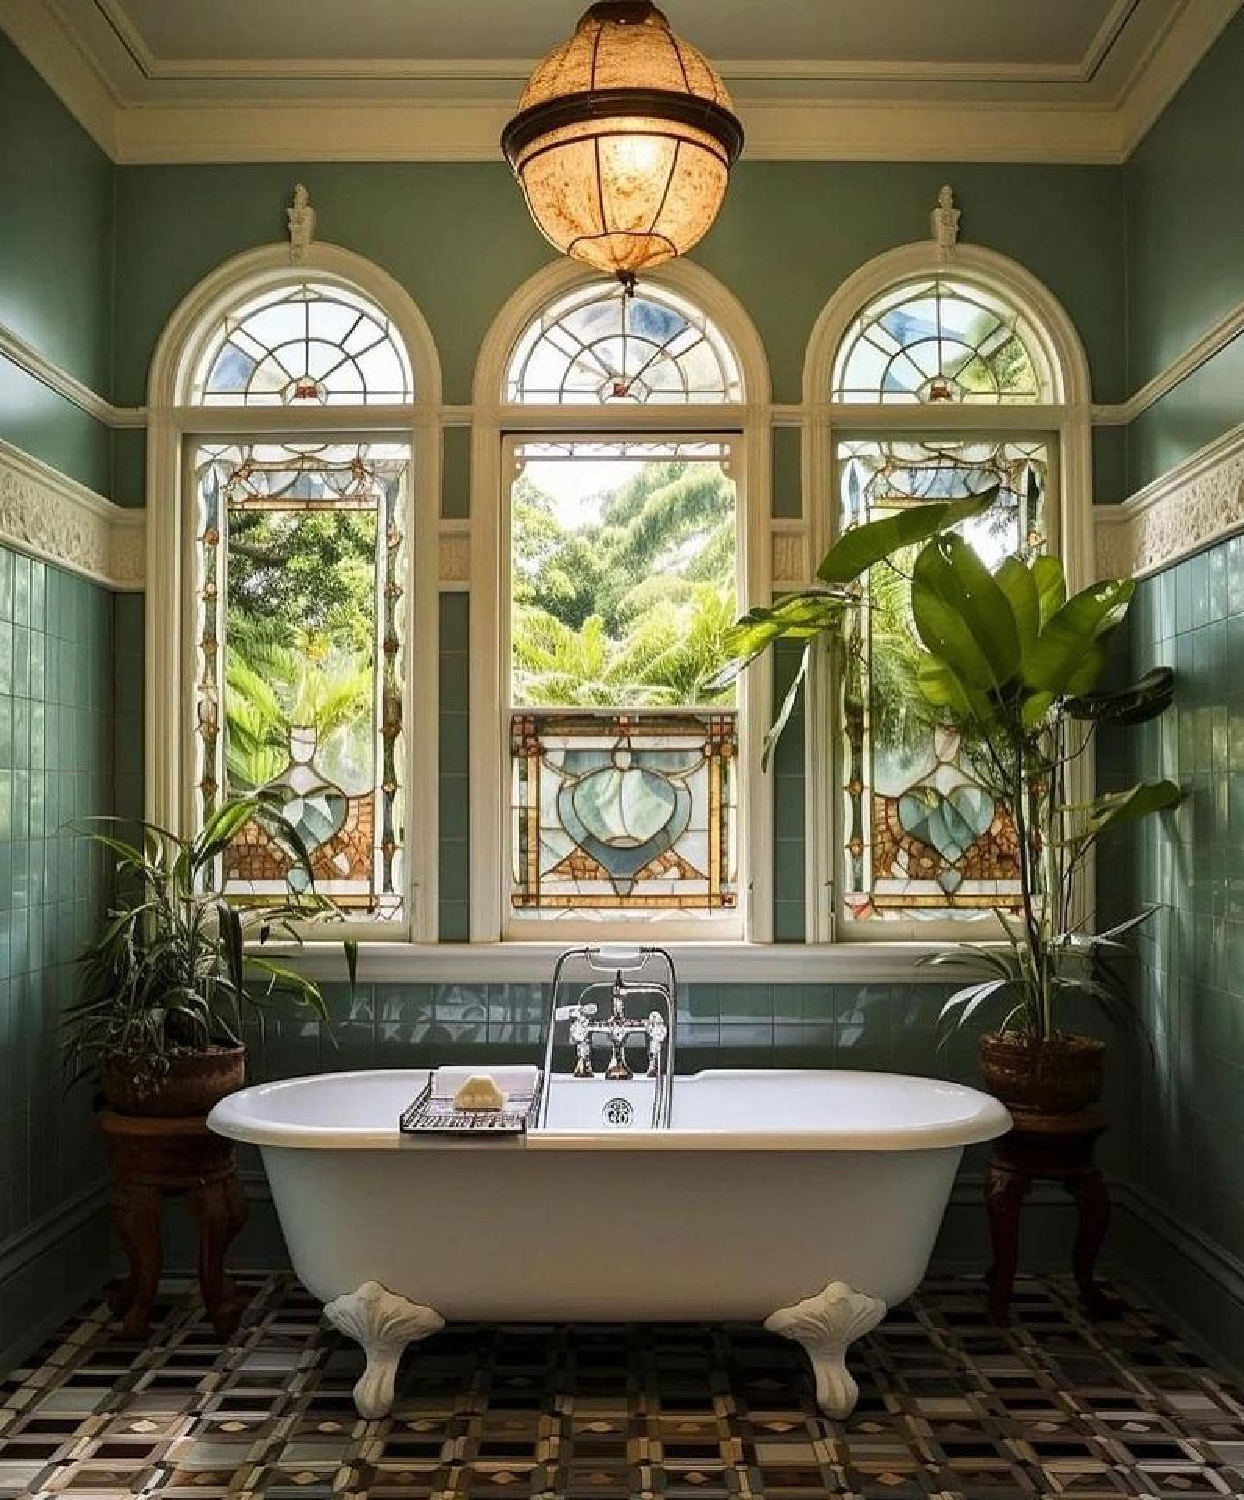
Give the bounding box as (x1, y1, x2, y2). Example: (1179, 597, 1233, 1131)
(563, 973, 669, 1080)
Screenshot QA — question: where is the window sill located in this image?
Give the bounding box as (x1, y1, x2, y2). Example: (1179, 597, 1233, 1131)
(261, 940, 968, 986)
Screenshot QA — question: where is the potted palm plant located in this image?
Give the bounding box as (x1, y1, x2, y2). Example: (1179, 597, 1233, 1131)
(711, 488, 1180, 1113)
(66, 793, 354, 1117)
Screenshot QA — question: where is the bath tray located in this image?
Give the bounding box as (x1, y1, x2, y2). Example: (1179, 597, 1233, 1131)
(399, 1070, 544, 1137)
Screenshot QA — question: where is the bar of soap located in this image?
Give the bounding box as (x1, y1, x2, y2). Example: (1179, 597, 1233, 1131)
(453, 1074, 507, 1112)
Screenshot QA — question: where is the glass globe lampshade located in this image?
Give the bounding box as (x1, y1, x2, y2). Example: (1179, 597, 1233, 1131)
(502, 2, 744, 285)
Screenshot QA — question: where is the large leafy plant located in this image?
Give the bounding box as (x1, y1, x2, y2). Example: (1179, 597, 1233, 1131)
(66, 794, 356, 1095)
(710, 488, 1180, 1042)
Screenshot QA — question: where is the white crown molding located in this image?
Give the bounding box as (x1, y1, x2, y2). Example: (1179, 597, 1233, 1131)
(108, 95, 1130, 166)
(1095, 421, 1244, 579)
(8, 0, 1239, 166)
(0, 0, 119, 155)
(0, 439, 145, 590)
(0, 323, 145, 428)
(1118, 0, 1242, 153)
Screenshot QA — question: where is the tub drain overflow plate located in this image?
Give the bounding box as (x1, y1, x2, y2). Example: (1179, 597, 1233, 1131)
(602, 1097, 634, 1128)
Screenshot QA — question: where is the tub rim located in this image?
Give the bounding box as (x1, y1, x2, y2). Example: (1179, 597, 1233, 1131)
(207, 1067, 1012, 1152)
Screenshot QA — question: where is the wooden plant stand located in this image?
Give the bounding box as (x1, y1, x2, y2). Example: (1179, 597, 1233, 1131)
(983, 1107, 1118, 1325)
(98, 1110, 248, 1338)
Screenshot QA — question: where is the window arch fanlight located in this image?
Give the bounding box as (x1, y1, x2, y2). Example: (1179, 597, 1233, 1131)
(190, 279, 413, 406)
(505, 278, 743, 404)
(144, 242, 442, 942)
(804, 241, 1086, 409)
(802, 242, 1092, 942)
(470, 258, 773, 943)
(831, 274, 1054, 406)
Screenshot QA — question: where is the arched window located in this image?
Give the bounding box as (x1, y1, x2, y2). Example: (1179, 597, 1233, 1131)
(831, 275, 1053, 405)
(191, 280, 413, 406)
(506, 281, 742, 404)
(472, 263, 771, 941)
(805, 246, 1090, 940)
(146, 247, 441, 939)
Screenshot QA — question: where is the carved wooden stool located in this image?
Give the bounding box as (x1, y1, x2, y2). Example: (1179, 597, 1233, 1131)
(984, 1108, 1117, 1325)
(98, 1110, 248, 1338)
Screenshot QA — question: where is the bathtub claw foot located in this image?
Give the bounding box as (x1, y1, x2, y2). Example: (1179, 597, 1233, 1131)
(765, 1281, 886, 1419)
(324, 1281, 444, 1419)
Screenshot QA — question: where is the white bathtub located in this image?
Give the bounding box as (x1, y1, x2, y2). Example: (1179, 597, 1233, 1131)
(209, 1067, 1009, 1419)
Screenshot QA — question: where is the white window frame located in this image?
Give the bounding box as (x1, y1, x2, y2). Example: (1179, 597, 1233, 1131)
(143, 242, 444, 942)
(800, 242, 1096, 944)
(469, 260, 775, 944)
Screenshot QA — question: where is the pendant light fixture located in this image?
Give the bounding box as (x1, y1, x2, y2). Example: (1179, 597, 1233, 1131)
(501, 2, 744, 290)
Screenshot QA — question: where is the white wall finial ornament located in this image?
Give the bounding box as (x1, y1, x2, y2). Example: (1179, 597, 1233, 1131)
(287, 184, 316, 263)
(931, 185, 961, 259)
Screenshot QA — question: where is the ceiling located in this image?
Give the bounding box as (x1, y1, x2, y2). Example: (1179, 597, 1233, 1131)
(2, 0, 1241, 162)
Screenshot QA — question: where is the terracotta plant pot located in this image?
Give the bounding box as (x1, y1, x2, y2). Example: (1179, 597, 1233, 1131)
(978, 1031, 1105, 1115)
(102, 1045, 247, 1118)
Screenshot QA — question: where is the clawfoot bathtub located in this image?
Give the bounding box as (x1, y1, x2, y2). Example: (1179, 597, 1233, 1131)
(209, 1068, 1009, 1419)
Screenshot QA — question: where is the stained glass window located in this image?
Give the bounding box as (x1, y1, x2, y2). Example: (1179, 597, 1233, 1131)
(507, 438, 738, 921)
(192, 282, 413, 405)
(193, 440, 407, 920)
(832, 277, 1050, 405)
(506, 281, 742, 404)
(837, 436, 1049, 924)
(512, 713, 737, 911)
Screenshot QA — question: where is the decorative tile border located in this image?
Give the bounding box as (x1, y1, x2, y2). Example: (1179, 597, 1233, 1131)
(0, 440, 145, 591)
(1095, 421, 1244, 580)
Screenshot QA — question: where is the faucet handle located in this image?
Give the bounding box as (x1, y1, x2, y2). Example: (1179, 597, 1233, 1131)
(554, 1002, 597, 1022)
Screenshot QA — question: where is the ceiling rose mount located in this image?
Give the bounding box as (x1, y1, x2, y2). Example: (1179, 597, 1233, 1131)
(501, 1, 744, 291)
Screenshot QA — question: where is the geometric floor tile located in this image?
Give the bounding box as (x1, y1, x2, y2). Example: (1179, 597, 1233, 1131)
(0, 1274, 1240, 1498)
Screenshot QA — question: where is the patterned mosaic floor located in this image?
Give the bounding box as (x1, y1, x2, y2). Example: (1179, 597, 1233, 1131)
(0, 1274, 1241, 1498)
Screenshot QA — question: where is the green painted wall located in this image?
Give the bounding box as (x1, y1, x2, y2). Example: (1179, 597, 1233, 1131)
(0, 33, 113, 493)
(1125, 10, 1244, 487)
(112, 160, 1127, 409)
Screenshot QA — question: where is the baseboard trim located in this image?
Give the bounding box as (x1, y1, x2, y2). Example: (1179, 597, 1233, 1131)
(1113, 1181, 1244, 1383)
(0, 1182, 112, 1372)
(0, 1180, 109, 1285)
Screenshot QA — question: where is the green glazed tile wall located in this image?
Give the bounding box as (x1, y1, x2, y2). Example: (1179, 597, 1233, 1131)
(0, 550, 114, 1268)
(1121, 537, 1244, 1267)
(250, 978, 968, 1084)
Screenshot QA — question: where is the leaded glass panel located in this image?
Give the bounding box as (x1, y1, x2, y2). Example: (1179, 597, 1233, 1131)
(507, 438, 738, 921)
(837, 436, 1049, 924)
(511, 712, 737, 911)
(193, 282, 413, 405)
(832, 278, 1049, 405)
(506, 282, 742, 404)
(194, 440, 407, 919)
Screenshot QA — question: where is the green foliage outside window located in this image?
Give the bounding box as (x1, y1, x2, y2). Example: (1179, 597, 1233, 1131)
(511, 458, 738, 708)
